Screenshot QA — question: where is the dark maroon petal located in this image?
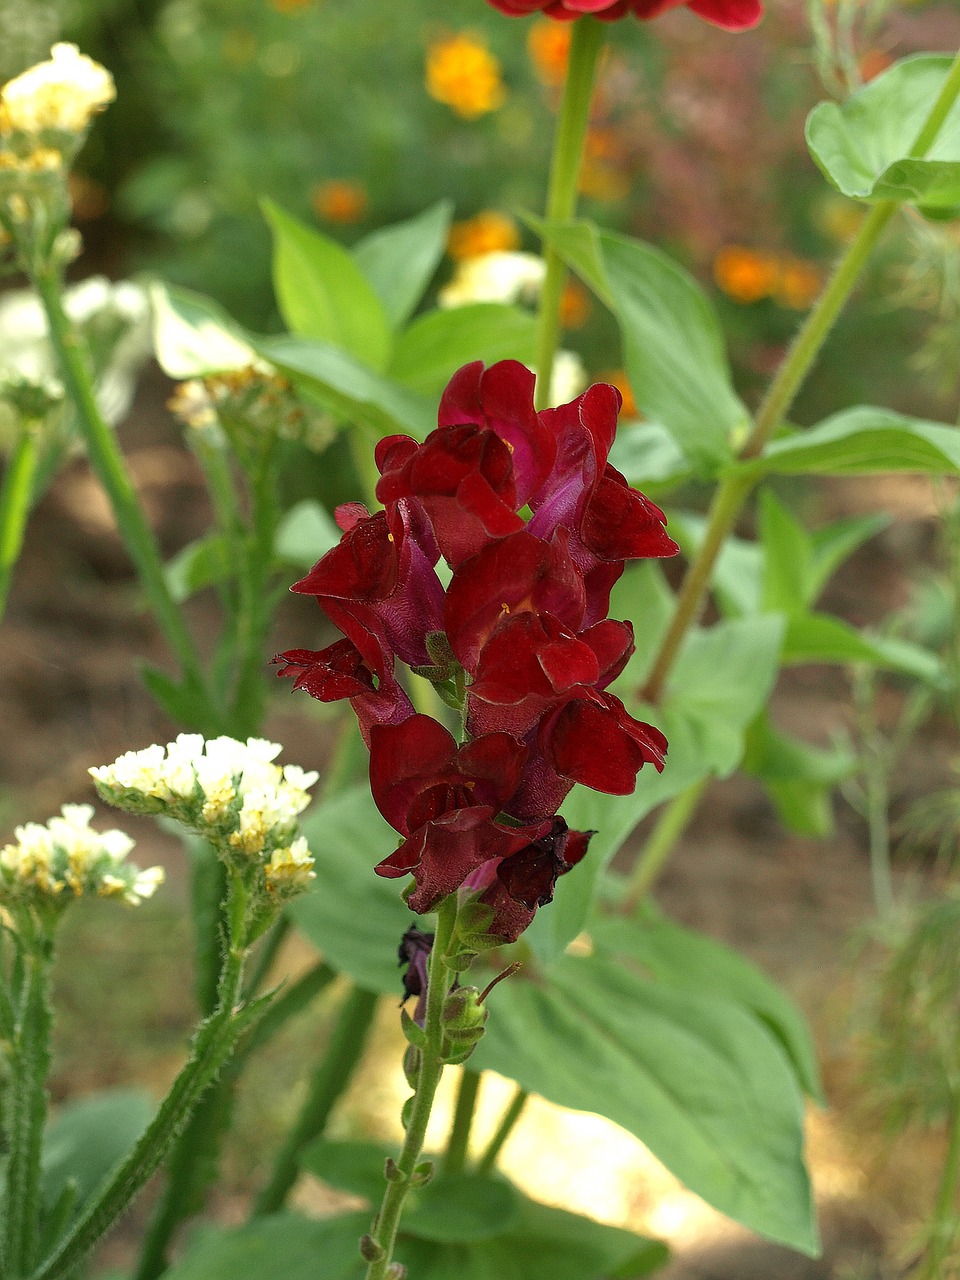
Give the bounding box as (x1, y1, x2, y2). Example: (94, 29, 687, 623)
(369, 715, 459, 836)
(457, 733, 528, 807)
(581, 468, 679, 562)
(544, 693, 667, 794)
(496, 818, 594, 909)
(271, 640, 376, 701)
(335, 502, 370, 532)
(293, 511, 398, 603)
(579, 620, 635, 689)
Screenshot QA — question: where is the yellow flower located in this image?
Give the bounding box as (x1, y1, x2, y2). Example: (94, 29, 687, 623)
(713, 246, 779, 304)
(527, 21, 571, 87)
(0, 44, 114, 136)
(774, 257, 822, 311)
(426, 33, 506, 120)
(311, 178, 368, 224)
(447, 210, 519, 261)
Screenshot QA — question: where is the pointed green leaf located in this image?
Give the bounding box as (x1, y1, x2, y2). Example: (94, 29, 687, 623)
(806, 55, 960, 211)
(782, 613, 944, 683)
(389, 304, 536, 396)
(808, 513, 889, 601)
(749, 407, 960, 476)
(352, 201, 452, 328)
(162, 1212, 369, 1280)
(42, 1089, 153, 1210)
(262, 199, 391, 369)
(759, 491, 815, 615)
(164, 533, 233, 603)
(743, 712, 855, 837)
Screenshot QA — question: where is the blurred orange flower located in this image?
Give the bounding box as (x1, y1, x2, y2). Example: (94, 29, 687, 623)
(775, 257, 822, 310)
(426, 33, 506, 119)
(312, 179, 368, 224)
(527, 21, 571, 87)
(598, 369, 639, 418)
(270, 0, 311, 11)
(859, 49, 893, 82)
(713, 246, 779, 304)
(560, 279, 591, 328)
(578, 160, 630, 202)
(448, 210, 520, 260)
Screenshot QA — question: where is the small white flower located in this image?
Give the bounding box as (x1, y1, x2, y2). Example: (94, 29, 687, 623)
(265, 836, 315, 896)
(0, 44, 115, 135)
(438, 251, 546, 309)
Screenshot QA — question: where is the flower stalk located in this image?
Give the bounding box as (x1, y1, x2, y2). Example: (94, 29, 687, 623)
(0, 422, 39, 618)
(533, 15, 604, 411)
(442, 1068, 482, 1177)
(364, 898, 459, 1280)
(474, 1086, 529, 1176)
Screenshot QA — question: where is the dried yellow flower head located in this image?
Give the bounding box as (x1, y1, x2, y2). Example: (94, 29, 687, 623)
(0, 44, 115, 136)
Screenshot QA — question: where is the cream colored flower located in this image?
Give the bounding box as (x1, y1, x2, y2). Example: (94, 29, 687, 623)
(1, 44, 115, 136)
(265, 836, 316, 896)
(439, 251, 545, 309)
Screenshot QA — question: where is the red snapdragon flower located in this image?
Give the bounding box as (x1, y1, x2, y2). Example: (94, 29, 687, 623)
(485, 0, 762, 29)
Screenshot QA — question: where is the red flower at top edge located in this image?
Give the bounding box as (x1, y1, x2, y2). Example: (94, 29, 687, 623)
(485, 0, 762, 29)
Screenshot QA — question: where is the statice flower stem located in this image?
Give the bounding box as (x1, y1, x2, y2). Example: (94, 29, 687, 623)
(642, 48, 960, 706)
(253, 984, 377, 1216)
(0, 423, 39, 619)
(3, 944, 53, 1280)
(364, 897, 459, 1280)
(474, 1086, 529, 1176)
(32, 265, 216, 730)
(533, 15, 604, 412)
(441, 1068, 482, 1177)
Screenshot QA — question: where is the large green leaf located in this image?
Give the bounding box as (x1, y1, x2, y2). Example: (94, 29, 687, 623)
(163, 1212, 368, 1280)
(254, 333, 434, 439)
(389, 304, 536, 396)
(749, 407, 960, 476)
(539, 220, 748, 467)
(263, 200, 392, 369)
(759, 491, 814, 616)
(352, 201, 452, 329)
(742, 712, 855, 839)
(608, 421, 692, 492)
(149, 281, 256, 378)
(591, 911, 823, 1102)
(782, 613, 943, 683)
(471, 947, 817, 1254)
(287, 786, 416, 995)
(274, 500, 341, 569)
(806, 55, 960, 211)
(42, 1088, 153, 1209)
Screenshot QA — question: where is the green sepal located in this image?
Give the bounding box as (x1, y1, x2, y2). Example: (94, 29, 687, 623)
(400, 1008, 427, 1049)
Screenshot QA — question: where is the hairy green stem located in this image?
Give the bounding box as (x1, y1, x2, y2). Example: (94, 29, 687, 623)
(642, 47, 960, 705)
(364, 899, 458, 1280)
(32, 267, 215, 728)
(0, 425, 39, 619)
(622, 778, 709, 911)
(4, 948, 53, 1280)
(252, 985, 377, 1217)
(474, 1087, 529, 1176)
(442, 1069, 482, 1177)
(917, 1090, 960, 1280)
(533, 16, 604, 412)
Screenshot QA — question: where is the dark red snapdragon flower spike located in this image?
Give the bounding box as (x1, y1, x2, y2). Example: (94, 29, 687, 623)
(485, 0, 762, 29)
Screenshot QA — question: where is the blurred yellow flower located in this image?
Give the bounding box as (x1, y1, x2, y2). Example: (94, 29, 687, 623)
(578, 160, 630, 202)
(0, 44, 114, 136)
(312, 178, 368, 224)
(448, 210, 520, 260)
(713, 246, 780, 304)
(426, 33, 506, 120)
(527, 21, 571, 87)
(775, 257, 822, 310)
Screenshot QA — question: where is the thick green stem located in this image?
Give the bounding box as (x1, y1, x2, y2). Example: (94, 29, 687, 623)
(917, 1091, 960, 1280)
(32, 268, 215, 728)
(4, 949, 53, 1280)
(642, 49, 960, 705)
(533, 16, 604, 412)
(252, 985, 377, 1217)
(622, 778, 709, 911)
(474, 1087, 529, 1176)
(364, 899, 458, 1280)
(0, 425, 39, 619)
(442, 1069, 482, 1177)
(229, 443, 279, 737)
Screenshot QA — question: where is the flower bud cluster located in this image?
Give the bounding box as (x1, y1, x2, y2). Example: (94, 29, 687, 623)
(0, 803, 163, 909)
(0, 44, 114, 139)
(276, 359, 678, 945)
(90, 735, 318, 900)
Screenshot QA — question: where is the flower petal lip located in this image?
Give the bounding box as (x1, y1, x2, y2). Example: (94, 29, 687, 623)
(543, 691, 667, 794)
(272, 641, 376, 700)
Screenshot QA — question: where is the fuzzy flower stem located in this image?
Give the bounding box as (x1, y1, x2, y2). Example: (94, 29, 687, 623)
(0, 423, 39, 620)
(642, 47, 960, 706)
(364, 897, 459, 1280)
(30, 876, 256, 1280)
(533, 16, 604, 412)
(474, 1086, 529, 1176)
(32, 266, 216, 730)
(3, 945, 53, 1280)
(441, 1068, 482, 1178)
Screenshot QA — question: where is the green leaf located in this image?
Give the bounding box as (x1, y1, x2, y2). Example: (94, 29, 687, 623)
(758, 491, 814, 616)
(164, 533, 233, 603)
(669, 514, 762, 619)
(808, 513, 889, 602)
(149, 281, 256, 378)
(287, 786, 416, 994)
(138, 665, 210, 730)
(591, 912, 823, 1103)
(524, 215, 613, 308)
(42, 1089, 153, 1209)
(263, 200, 391, 369)
(352, 201, 452, 329)
(253, 333, 434, 439)
(742, 712, 855, 838)
(539, 220, 748, 467)
(471, 949, 818, 1254)
(782, 613, 944, 683)
(403, 1175, 519, 1245)
(806, 55, 960, 212)
(750, 407, 960, 476)
(163, 1212, 369, 1280)
(274, 500, 341, 569)
(608, 421, 693, 493)
(389, 305, 536, 396)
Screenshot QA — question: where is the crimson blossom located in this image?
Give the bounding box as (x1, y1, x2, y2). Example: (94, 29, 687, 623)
(274, 360, 678, 945)
(485, 0, 762, 29)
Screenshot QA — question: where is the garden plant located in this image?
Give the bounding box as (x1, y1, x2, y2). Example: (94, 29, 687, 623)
(3, 1, 960, 1277)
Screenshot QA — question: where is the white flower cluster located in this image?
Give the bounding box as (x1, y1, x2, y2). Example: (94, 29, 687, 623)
(438, 251, 546, 309)
(90, 735, 319, 898)
(0, 44, 115, 136)
(0, 804, 163, 907)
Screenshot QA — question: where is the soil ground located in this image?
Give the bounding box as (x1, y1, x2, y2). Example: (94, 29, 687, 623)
(2, 362, 955, 1279)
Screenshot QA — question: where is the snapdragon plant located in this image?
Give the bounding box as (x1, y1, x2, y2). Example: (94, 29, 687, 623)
(1, 7, 960, 1280)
